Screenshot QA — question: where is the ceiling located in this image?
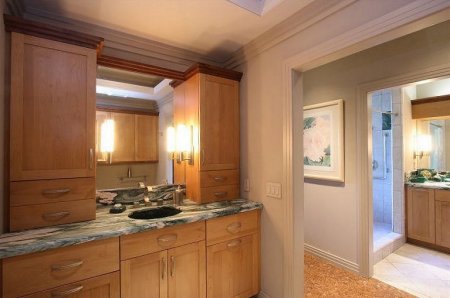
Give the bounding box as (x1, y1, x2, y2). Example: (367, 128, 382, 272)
(21, 0, 314, 62)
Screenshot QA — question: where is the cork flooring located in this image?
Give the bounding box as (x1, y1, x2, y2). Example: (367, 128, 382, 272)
(305, 253, 414, 297)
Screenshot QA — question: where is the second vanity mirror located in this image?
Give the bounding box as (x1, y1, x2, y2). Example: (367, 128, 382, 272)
(95, 57, 182, 192)
(416, 118, 450, 171)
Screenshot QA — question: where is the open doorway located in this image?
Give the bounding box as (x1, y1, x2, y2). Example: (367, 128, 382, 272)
(370, 77, 450, 297)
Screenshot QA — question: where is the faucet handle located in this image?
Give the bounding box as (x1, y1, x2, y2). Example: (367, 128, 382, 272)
(138, 182, 145, 188)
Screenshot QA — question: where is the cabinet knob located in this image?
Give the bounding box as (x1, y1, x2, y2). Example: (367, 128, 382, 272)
(51, 259, 84, 271)
(161, 257, 166, 280)
(51, 285, 83, 297)
(170, 256, 175, 277)
(226, 222, 242, 234)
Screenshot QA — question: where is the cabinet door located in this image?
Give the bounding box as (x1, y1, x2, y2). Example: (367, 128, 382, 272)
(199, 74, 239, 171)
(23, 271, 120, 298)
(121, 250, 168, 298)
(436, 190, 450, 248)
(406, 187, 435, 243)
(111, 112, 135, 163)
(135, 114, 158, 162)
(168, 241, 206, 298)
(10, 32, 96, 181)
(207, 234, 259, 298)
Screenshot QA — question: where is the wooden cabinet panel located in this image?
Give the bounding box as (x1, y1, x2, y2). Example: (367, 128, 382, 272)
(207, 234, 259, 298)
(206, 210, 259, 246)
(435, 190, 450, 248)
(406, 187, 435, 243)
(200, 185, 240, 204)
(2, 238, 119, 298)
(168, 241, 206, 298)
(199, 75, 239, 171)
(10, 33, 96, 181)
(10, 199, 96, 231)
(121, 250, 167, 298)
(135, 115, 158, 162)
(200, 170, 239, 188)
(111, 112, 135, 163)
(120, 221, 205, 260)
(23, 271, 120, 298)
(10, 177, 95, 206)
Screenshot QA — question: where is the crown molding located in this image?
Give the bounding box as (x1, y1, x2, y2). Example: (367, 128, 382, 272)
(19, 6, 222, 70)
(224, 0, 357, 69)
(5, 0, 25, 16)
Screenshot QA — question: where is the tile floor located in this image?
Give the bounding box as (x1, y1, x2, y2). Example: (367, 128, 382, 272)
(374, 243, 450, 298)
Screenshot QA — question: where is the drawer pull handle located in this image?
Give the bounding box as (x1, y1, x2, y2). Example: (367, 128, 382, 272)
(201, 149, 205, 165)
(42, 211, 71, 221)
(161, 257, 166, 279)
(226, 222, 242, 234)
(214, 191, 228, 198)
(42, 188, 71, 195)
(170, 256, 175, 277)
(227, 239, 242, 248)
(157, 234, 178, 245)
(51, 260, 84, 271)
(213, 176, 227, 182)
(51, 285, 83, 297)
(89, 148, 94, 169)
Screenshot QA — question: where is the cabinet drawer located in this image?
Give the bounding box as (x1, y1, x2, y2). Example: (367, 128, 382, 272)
(2, 238, 119, 298)
(206, 210, 259, 245)
(10, 199, 96, 231)
(121, 221, 205, 260)
(200, 170, 239, 187)
(435, 189, 450, 202)
(200, 185, 239, 203)
(22, 271, 120, 298)
(10, 178, 95, 206)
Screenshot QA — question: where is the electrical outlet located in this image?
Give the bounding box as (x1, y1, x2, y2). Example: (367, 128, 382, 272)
(266, 182, 282, 199)
(244, 178, 250, 192)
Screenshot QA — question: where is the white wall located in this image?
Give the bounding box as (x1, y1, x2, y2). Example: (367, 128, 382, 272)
(157, 98, 174, 184)
(236, 1, 418, 296)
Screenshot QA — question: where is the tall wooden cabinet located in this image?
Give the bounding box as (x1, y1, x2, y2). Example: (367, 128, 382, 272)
(6, 17, 103, 231)
(173, 65, 242, 203)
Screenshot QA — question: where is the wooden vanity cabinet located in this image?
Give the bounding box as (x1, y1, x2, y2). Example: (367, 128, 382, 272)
(406, 187, 435, 243)
(435, 190, 450, 248)
(2, 238, 120, 298)
(206, 210, 260, 298)
(173, 65, 242, 203)
(7, 24, 102, 231)
(120, 221, 206, 298)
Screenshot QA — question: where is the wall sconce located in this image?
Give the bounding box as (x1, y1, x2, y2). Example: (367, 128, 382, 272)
(100, 119, 115, 153)
(167, 124, 194, 164)
(413, 134, 432, 159)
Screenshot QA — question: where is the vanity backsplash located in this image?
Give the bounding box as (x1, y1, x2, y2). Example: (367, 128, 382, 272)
(407, 169, 450, 183)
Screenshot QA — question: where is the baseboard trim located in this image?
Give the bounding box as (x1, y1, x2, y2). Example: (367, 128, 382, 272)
(305, 243, 359, 274)
(257, 291, 272, 298)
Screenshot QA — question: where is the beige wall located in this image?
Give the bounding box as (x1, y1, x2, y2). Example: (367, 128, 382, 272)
(96, 163, 159, 190)
(302, 20, 450, 266)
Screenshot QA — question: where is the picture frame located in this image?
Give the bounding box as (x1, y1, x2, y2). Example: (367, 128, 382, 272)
(303, 99, 344, 182)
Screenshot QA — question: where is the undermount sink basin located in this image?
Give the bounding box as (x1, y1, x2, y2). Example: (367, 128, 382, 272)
(128, 206, 182, 220)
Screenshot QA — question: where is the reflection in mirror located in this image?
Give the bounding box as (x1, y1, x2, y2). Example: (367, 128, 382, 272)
(417, 119, 450, 171)
(95, 65, 174, 190)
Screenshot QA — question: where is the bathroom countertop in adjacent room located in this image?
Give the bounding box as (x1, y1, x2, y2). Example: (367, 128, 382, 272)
(0, 199, 262, 259)
(405, 182, 450, 190)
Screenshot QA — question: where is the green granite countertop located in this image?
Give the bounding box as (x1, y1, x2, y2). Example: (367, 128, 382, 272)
(0, 199, 262, 259)
(405, 181, 450, 190)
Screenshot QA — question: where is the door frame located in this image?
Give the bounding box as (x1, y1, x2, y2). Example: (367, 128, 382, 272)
(280, 6, 450, 296)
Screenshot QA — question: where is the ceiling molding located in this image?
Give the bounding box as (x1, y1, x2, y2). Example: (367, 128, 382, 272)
(18, 5, 222, 70)
(5, 0, 25, 16)
(224, 0, 357, 69)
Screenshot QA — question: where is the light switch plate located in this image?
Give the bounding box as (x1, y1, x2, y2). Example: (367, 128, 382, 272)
(266, 182, 282, 199)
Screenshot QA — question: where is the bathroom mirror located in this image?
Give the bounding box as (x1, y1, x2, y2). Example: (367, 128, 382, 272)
(416, 119, 450, 171)
(95, 57, 182, 190)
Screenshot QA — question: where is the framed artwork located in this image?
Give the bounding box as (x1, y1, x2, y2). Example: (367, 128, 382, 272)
(303, 99, 344, 182)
